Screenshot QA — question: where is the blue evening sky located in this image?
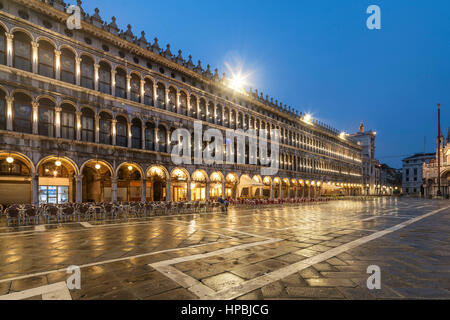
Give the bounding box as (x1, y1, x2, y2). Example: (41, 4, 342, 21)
(80, 0, 450, 168)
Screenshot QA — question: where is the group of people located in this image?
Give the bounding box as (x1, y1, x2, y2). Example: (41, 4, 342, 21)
(216, 196, 230, 213)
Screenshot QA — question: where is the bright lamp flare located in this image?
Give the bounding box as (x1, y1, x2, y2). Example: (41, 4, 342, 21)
(304, 114, 312, 123)
(55, 160, 62, 167)
(95, 164, 101, 170)
(128, 165, 133, 171)
(6, 157, 14, 164)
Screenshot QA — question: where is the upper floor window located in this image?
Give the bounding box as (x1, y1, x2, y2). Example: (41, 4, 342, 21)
(38, 98, 55, 137)
(130, 74, 140, 102)
(0, 27, 6, 65)
(115, 68, 126, 99)
(99, 62, 111, 95)
(60, 48, 75, 84)
(13, 92, 32, 134)
(81, 107, 95, 143)
(143, 79, 154, 106)
(116, 116, 128, 147)
(131, 118, 142, 149)
(61, 103, 75, 140)
(80, 55, 94, 90)
(38, 40, 55, 78)
(99, 112, 112, 145)
(13, 32, 31, 72)
(0, 90, 6, 130)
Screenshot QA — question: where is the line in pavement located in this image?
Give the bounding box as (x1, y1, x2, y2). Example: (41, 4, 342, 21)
(204, 205, 450, 300)
(0, 282, 71, 300)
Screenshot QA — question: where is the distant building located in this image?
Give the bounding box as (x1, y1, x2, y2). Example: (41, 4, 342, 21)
(380, 164, 402, 195)
(350, 123, 379, 195)
(422, 129, 450, 198)
(402, 153, 436, 196)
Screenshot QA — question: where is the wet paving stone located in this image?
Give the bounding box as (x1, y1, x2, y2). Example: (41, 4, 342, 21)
(0, 199, 449, 300)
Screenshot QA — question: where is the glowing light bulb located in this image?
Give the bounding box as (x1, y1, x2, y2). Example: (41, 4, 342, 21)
(55, 160, 62, 167)
(6, 157, 14, 164)
(128, 165, 133, 171)
(95, 164, 101, 170)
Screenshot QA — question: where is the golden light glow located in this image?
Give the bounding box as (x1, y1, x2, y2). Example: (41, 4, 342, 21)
(128, 165, 133, 171)
(55, 160, 62, 167)
(95, 164, 101, 170)
(6, 157, 14, 164)
(304, 114, 312, 123)
(340, 132, 347, 139)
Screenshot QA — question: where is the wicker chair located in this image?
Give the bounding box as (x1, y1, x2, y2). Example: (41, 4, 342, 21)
(6, 207, 21, 227)
(24, 207, 40, 225)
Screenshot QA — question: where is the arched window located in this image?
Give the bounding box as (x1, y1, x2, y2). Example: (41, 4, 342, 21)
(145, 122, 155, 151)
(216, 105, 223, 126)
(98, 61, 111, 95)
(157, 125, 167, 153)
(207, 102, 214, 123)
(99, 112, 112, 145)
(130, 74, 140, 102)
(38, 98, 55, 137)
(144, 79, 153, 106)
(243, 114, 248, 130)
(61, 103, 75, 140)
(237, 113, 243, 129)
(157, 83, 165, 109)
(80, 55, 94, 89)
(230, 110, 236, 129)
(199, 99, 206, 121)
(179, 91, 187, 116)
(223, 108, 229, 127)
(0, 90, 6, 130)
(38, 40, 55, 78)
(116, 116, 128, 147)
(115, 68, 126, 99)
(131, 118, 142, 149)
(168, 87, 177, 113)
(0, 27, 5, 65)
(13, 32, 31, 72)
(189, 95, 197, 118)
(81, 107, 94, 142)
(60, 48, 75, 84)
(13, 92, 32, 133)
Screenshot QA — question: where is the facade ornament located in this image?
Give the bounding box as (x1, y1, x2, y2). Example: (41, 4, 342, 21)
(175, 50, 184, 65)
(193, 60, 203, 73)
(124, 24, 134, 42)
(91, 8, 103, 28)
(108, 16, 119, 35)
(151, 37, 160, 54)
(186, 55, 195, 69)
(137, 31, 147, 48)
(163, 44, 173, 59)
(203, 64, 213, 78)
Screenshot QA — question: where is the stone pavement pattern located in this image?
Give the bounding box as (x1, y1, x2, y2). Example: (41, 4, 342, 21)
(0, 198, 449, 300)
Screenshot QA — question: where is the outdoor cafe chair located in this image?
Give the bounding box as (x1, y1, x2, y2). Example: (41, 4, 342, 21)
(6, 207, 21, 227)
(24, 207, 40, 225)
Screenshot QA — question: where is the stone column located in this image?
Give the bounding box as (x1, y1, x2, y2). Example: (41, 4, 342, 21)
(5, 96, 13, 130)
(154, 126, 159, 152)
(270, 183, 274, 200)
(6, 33, 13, 67)
(54, 50, 61, 80)
(75, 57, 82, 86)
(111, 70, 116, 96)
(127, 122, 132, 148)
(32, 174, 39, 206)
(31, 41, 39, 74)
(111, 177, 118, 203)
(94, 63, 100, 91)
(302, 185, 305, 199)
(140, 80, 145, 104)
(126, 75, 131, 100)
(75, 111, 82, 140)
(176, 93, 180, 114)
(196, 99, 200, 120)
(55, 107, 62, 138)
(222, 182, 226, 198)
(32, 102, 39, 135)
(141, 179, 147, 202)
(95, 115, 100, 143)
(141, 124, 146, 150)
(166, 179, 171, 202)
(187, 181, 192, 201)
(111, 119, 117, 145)
(308, 185, 311, 200)
(206, 183, 210, 201)
(278, 183, 282, 199)
(153, 84, 158, 107)
(76, 175, 83, 203)
(165, 89, 170, 111)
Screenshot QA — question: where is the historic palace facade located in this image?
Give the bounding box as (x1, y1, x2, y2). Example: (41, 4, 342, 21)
(0, 0, 363, 206)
